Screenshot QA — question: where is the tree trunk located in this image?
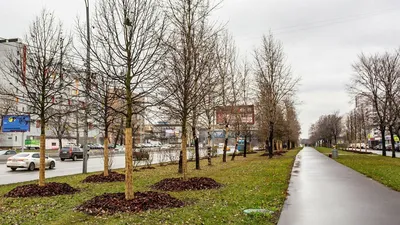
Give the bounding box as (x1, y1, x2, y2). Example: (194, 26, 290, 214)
(181, 122, 188, 180)
(124, 128, 133, 199)
(193, 126, 200, 170)
(207, 126, 212, 166)
(178, 150, 183, 173)
(389, 126, 396, 158)
(268, 121, 274, 158)
(114, 119, 123, 148)
(39, 119, 46, 186)
(243, 135, 247, 158)
(104, 137, 109, 176)
(381, 126, 386, 156)
(231, 142, 238, 161)
(223, 124, 228, 162)
(58, 137, 62, 152)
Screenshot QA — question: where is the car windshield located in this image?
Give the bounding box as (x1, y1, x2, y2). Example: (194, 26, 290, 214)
(14, 153, 30, 158)
(0, 150, 7, 155)
(61, 147, 71, 151)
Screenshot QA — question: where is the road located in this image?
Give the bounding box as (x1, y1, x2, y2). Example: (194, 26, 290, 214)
(346, 148, 400, 158)
(278, 147, 400, 225)
(0, 148, 232, 185)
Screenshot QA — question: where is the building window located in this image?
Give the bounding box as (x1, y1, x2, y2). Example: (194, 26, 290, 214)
(52, 142, 56, 146)
(15, 136, 17, 142)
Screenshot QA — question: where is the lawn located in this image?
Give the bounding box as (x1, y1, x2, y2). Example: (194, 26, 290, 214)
(316, 147, 400, 191)
(0, 149, 301, 225)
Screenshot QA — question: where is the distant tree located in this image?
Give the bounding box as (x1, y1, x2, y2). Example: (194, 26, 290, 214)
(162, 0, 219, 179)
(254, 33, 299, 158)
(0, 9, 72, 186)
(350, 51, 400, 157)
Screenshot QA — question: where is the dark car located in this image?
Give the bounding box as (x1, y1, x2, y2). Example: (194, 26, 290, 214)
(59, 146, 89, 161)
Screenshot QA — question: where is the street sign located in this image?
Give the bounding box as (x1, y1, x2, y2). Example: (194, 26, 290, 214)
(1, 115, 30, 132)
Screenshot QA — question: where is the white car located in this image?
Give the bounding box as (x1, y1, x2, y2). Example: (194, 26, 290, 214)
(6, 152, 56, 171)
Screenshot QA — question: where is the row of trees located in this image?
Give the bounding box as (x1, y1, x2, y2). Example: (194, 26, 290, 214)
(255, 34, 301, 158)
(0, 0, 302, 200)
(309, 49, 400, 159)
(309, 112, 342, 147)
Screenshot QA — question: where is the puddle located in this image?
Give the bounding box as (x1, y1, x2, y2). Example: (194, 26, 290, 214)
(243, 209, 274, 215)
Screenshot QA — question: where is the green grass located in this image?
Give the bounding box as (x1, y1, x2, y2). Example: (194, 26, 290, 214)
(0, 149, 301, 225)
(316, 147, 400, 191)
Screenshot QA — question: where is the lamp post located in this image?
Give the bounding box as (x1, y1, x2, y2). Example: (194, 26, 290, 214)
(82, 0, 91, 174)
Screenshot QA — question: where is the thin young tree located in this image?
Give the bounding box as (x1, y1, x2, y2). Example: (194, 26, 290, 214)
(0, 9, 72, 186)
(254, 32, 299, 158)
(215, 31, 238, 163)
(78, 0, 167, 199)
(162, 0, 219, 179)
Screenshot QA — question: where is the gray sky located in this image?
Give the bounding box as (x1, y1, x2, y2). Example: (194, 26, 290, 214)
(2, 0, 400, 138)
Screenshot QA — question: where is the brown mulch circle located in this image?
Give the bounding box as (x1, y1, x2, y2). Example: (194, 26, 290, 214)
(76, 191, 185, 215)
(141, 167, 156, 170)
(151, 177, 222, 191)
(82, 172, 125, 183)
(4, 182, 79, 198)
(261, 151, 288, 157)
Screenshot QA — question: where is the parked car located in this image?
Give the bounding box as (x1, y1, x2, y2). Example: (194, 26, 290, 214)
(6, 152, 56, 171)
(0, 150, 17, 162)
(59, 146, 89, 161)
(374, 144, 382, 150)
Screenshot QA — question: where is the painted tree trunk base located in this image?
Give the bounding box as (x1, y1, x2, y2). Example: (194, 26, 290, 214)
(104, 138, 109, 177)
(125, 128, 133, 200)
(39, 134, 46, 186)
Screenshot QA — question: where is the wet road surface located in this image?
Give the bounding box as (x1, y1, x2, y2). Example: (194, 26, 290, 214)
(278, 147, 400, 225)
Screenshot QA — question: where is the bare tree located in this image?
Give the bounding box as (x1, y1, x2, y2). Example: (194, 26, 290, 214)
(350, 51, 400, 156)
(0, 9, 72, 186)
(215, 31, 239, 163)
(254, 32, 299, 158)
(162, 0, 219, 180)
(79, 0, 167, 199)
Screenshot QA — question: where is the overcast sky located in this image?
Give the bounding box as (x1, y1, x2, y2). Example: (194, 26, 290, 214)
(2, 0, 400, 138)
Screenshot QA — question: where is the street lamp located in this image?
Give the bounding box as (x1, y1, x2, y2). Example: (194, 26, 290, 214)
(82, 0, 91, 174)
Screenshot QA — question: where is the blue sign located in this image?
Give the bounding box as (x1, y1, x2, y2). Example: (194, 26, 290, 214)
(212, 130, 225, 138)
(2, 115, 30, 132)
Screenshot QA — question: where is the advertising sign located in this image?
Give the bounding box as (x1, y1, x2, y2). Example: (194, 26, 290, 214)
(216, 105, 254, 125)
(1, 115, 30, 132)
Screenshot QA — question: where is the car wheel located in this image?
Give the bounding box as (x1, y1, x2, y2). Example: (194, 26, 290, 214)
(49, 161, 55, 169)
(73, 155, 77, 161)
(28, 162, 35, 171)
(61, 158, 65, 161)
(11, 167, 17, 171)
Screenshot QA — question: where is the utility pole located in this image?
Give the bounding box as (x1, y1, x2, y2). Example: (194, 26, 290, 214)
(83, 0, 91, 174)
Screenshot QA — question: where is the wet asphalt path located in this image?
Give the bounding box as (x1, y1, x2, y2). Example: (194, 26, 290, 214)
(278, 147, 400, 225)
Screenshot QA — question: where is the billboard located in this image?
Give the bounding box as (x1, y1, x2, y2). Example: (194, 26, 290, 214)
(216, 105, 254, 125)
(1, 115, 31, 132)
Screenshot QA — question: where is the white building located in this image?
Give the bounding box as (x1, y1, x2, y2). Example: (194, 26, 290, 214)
(0, 37, 100, 150)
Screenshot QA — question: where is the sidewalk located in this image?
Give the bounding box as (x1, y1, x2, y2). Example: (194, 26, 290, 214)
(278, 147, 400, 225)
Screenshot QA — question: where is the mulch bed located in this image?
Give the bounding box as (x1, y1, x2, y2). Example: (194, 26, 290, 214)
(76, 191, 185, 215)
(229, 151, 258, 156)
(141, 167, 156, 170)
(343, 150, 372, 154)
(82, 172, 125, 183)
(4, 182, 78, 198)
(151, 177, 222, 191)
(261, 150, 288, 157)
